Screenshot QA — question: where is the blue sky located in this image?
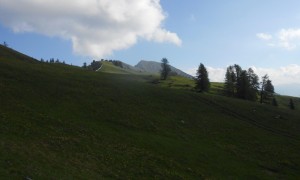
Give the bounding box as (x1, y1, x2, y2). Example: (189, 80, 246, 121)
(0, 0, 300, 96)
(116, 0, 300, 68)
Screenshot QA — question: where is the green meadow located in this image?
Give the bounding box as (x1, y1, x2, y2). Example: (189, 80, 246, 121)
(0, 45, 300, 179)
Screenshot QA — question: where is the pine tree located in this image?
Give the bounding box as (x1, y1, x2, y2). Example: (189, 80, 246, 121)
(224, 66, 236, 96)
(195, 63, 210, 92)
(83, 62, 87, 68)
(236, 70, 249, 99)
(260, 74, 275, 104)
(224, 64, 242, 97)
(272, 98, 278, 107)
(160, 58, 171, 80)
(224, 65, 259, 101)
(265, 80, 274, 94)
(289, 99, 295, 110)
(234, 64, 242, 81)
(247, 68, 260, 101)
(3, 41, 8, 47)
(261, 76, 275, 104)
(90, 60, 101, 71)
(236, 70, 244, 98)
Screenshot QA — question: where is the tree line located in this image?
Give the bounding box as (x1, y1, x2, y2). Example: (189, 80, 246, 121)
(82, 59, 123, 71)
(82, 60, 102, 71)
(223, 64, 275, 103)
(160, 58, 296, 109)
(40, 58, 66, 64)
(195, 63, 276, 104)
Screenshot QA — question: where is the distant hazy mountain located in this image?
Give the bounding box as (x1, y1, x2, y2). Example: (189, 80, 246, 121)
(118, 61, 143, 72)
(135, 60, 193, 79)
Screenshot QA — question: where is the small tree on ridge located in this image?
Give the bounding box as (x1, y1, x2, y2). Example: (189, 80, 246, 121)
(195, 63, 210, 92)
(260, 74, 274, 104)
(160, 58, 171, 80)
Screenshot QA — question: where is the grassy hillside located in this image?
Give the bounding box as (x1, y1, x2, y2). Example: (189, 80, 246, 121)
(157, 75, 300, 111)
(1, 45, 300, 179)
(276, 95, 300, 110)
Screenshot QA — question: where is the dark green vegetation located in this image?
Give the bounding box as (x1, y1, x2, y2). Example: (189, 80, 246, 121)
(195, 63, 210, 92)
(224, 64, 261, 101)
(260, 74, 275, 104)
(1, 45, 300, 179)
(289, 99, 296, 110)
(160, 58, 171, 80)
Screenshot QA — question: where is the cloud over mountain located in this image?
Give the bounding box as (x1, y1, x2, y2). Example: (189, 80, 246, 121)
(0, 0, 181, 57)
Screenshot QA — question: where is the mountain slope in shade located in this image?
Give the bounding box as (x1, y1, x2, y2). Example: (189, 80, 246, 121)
(135, 60, 193, 78)
(121, 62, 143, 72)
(1, 45, 300, 179)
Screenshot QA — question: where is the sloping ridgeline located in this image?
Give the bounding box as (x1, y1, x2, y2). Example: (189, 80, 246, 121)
(135, 60, 194, 78)
(0, 45, 300, 179)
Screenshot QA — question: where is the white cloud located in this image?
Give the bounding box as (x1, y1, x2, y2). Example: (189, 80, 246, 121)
(256, 33, 273, 41)
(251, 64, 300, 86)
(0, 0, 181, 57)
(146, 29, 182, 45)
(206, 67, 226, 82)
(186, 66, 226, 82)
(277, 28, 300, 50)
(257, 28, 300, 50)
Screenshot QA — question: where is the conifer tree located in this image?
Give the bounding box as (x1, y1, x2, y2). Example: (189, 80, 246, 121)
(3, 41, 8, 47)
(224, 66, 236, 96)
(260, 75, 274, 104)
(289, 99, 295, 110)
(224, 64, 242, 97)
(272, 98, 278, 107)
(225, 65, 259, 101)
(265, 80, 274, 94)
(195, 63, 210, 92)
(260, 74, 274, 104)
(83, 62, 87, 68)
(90, 60, 101, 71)
(247, 68, 260, 101)
(234, 64, 242, 81)
(236, 70, 249, 99)
(160, 58, 171, 80)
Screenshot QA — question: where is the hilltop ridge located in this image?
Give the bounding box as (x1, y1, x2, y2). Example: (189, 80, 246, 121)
(135, 60, 193, 78)
(97, 59, 194, 78)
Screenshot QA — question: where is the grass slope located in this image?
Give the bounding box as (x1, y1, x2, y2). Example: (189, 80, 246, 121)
(1, 45, 300, 179)
(158, 76, 300, 110)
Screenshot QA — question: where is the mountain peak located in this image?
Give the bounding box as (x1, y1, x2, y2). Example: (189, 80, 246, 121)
(135, 60, 193, 79)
